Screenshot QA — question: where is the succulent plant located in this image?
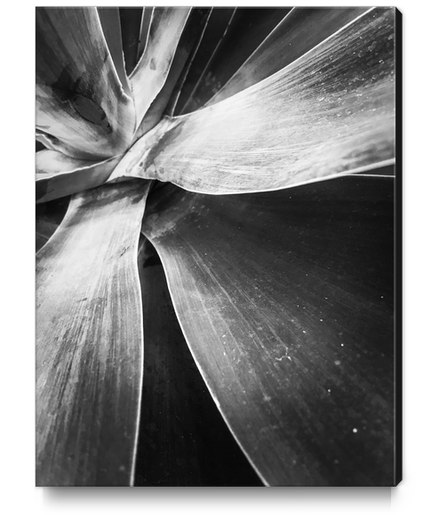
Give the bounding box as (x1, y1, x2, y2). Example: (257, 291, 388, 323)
(36, 7, 399, 486)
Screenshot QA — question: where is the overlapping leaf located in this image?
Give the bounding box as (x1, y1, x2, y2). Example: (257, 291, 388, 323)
(134, 9, 211, 138)
(115, 8, 395, 194)
(177, 8, 291, 114)
(171, 8, 237, 116)
(142, 175, 395, 485)
(36, 7, 135, 159)
(35, 7, 398, 487)
(135, 253, 262, 486)
(36, 150, 121, 203)
(97, 7, 132, 98)
(207, 7, 369, 105)
(130, 7, 191, 138)
(119, 7, 143, 75)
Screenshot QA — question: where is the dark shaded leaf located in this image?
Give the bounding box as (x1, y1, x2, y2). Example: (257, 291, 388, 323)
(36, 196, 70, 252)
(36, 7, 135, 159)
(172, 8, 237, 116)
(97, 7, 132, 98)
(142, 174, 396, 485)
(36, 181, 150, 485)
(36, 140, 46, 152)
(134, 249, 262, 486)
(163, 9, 215, 117)
(208, 7, 369, 106)
(179, 7, 292, 114)
(119, 7, 143, 76)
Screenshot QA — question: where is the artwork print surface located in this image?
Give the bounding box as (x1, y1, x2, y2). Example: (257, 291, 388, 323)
(36, 6, 400, 486)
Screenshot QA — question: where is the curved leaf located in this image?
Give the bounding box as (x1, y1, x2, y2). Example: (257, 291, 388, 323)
(134, 9, 211, 139)
(97, 7, 132, 98)
(36, 7, 135, 159)
(179, 7, 291, 114)
(36, 129, 77, 155)
(36, 150, 121, 203)
(122, 8, 395, 194)
(36, 181, 150, 485)
(142, 175, 396, 485)
(136, 7, 153, 62)
(130, 7, 191, 135)
(171, 8, 237, 116)
(163, 8, 215, 118)
(36, 196, 70, 252)
(207, 7, 369, 106)
(119, 8, 143, 76)
(135, 250, 262, 486)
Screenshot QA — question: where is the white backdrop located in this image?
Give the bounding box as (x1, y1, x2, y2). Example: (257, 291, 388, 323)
(1, 1, 427, 514)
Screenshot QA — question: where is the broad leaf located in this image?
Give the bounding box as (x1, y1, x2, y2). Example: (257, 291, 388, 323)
(117, 8, 395, 194)
(142, 175, 396, 485)
(36, 7, 135, 159)
(134, 250, 262, 486)
(36, 181, 150, 485)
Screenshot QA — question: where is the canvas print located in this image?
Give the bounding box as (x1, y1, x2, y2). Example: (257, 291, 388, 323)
(36, 6, 400, 486)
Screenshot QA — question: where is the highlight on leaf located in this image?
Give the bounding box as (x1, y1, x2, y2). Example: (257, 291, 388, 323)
(129, 7, 191, 137)
(35, 6, 400, 487)
(36, 150, 121, 203)
(113, 8, 395, 194)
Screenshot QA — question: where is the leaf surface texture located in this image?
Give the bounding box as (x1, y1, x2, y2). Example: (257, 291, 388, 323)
(142, 175, 395, 485)
(36, 181, 150, 485)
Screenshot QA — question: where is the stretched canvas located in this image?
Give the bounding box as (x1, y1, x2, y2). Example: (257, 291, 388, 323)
(36, 6, 401, 486)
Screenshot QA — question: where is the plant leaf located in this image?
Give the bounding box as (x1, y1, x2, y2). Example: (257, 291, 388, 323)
(107, 117, 172, 184)
(36, 150, 121, 203)
(179, 7, 292, 114)
(163, 8, 214, 118)
(119, 7, 143, 76)
(36, 196, 70, 252)
(36, 7, 135, 159)
(134, 9, 211, 139)
(142, 175, 396, 485)
(119, 8, 395, 194)
(136, 7, 153, 63)
(130, 7, 191, 134)
(135, 248, 262, 486)
(172, 8, 237, 116)
(36, 181, 150, 485)
(36, 129, 75, 155)
(97, 7, 132, 98)
(207, 7, 370, 106)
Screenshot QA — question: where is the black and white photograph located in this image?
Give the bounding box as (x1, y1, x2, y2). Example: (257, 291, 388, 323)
(35, 5, 400, 487)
